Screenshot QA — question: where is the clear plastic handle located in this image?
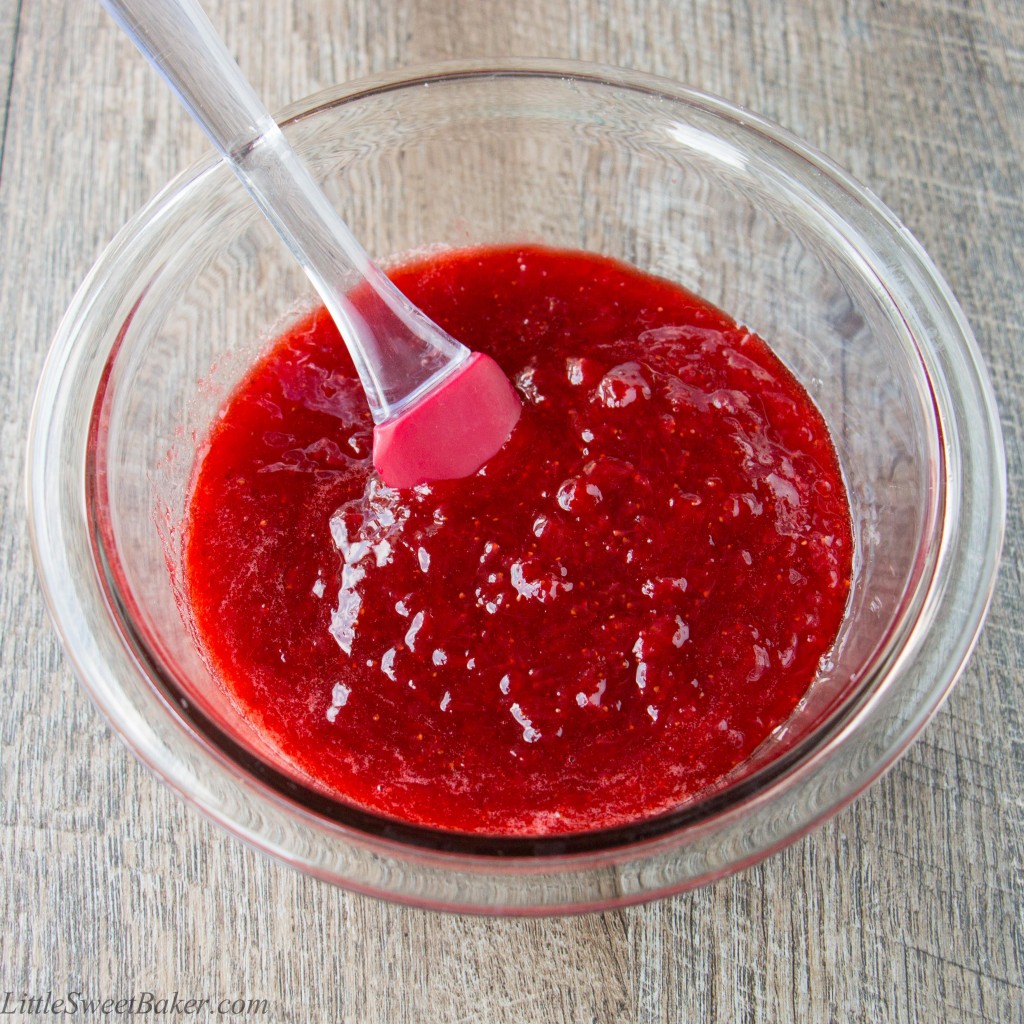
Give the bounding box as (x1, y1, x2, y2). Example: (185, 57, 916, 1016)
(100, 0, 469, 422)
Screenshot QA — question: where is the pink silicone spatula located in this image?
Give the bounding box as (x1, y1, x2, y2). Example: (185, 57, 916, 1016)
(101, 0, 521, 488)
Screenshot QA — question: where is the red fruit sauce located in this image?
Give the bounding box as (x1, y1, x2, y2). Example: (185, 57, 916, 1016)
(184, 245, 853, 836)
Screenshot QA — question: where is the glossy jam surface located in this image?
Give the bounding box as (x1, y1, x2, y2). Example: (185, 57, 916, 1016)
(184, 246, 853, 835)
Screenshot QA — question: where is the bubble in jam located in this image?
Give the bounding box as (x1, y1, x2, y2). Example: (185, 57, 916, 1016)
(184, 245, 853, 835)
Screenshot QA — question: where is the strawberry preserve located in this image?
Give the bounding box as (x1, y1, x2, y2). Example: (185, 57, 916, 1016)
(184, 245, 853, 835)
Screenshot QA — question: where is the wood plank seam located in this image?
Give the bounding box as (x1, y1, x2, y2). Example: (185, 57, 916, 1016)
(0, 0, 24, 185)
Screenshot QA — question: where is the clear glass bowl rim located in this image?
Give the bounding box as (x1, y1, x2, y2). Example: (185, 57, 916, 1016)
(27, 59, 1006, 909)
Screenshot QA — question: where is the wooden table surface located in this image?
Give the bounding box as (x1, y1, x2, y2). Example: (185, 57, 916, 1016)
(2, 1, 1021, 1020)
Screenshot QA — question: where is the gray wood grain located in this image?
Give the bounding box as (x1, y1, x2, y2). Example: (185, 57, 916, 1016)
(2, 0, 1021, 1021)
(0, 1, 20, 174)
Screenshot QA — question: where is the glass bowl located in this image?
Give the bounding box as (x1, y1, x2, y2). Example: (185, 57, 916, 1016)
(28, 60, 1005, 913)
